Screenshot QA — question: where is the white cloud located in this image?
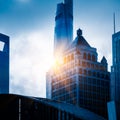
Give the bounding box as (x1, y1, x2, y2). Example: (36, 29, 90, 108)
(10, 29, 54, 97)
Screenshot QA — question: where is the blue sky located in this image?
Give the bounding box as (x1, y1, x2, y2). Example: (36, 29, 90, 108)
(0, 0, 120, 97)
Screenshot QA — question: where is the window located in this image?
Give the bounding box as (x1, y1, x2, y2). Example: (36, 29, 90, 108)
(64, 57, 66, 64)
(84, 70, 87, 75)
(91, 64, 94, 68)
(92, 55, 95, 61)
(93, 71, 96, 77)
(83, 53, 87, 59)
(79, 68, 82, 74)
(71, 54, 74, 60)
(88, 53, 91, 60)
(0, 41, 5, 51)
(87, 62, 90, 68)
(95, 64, 99, 70)
(82, 61, 86, 67)
(88, 70, 91, 76)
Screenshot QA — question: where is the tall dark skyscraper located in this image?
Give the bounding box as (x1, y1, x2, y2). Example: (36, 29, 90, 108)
(47, 0, 73, 99)
(0, 33, 9, 94)
(108, 15, 120, 119)
(54, 0, 73, 55)
(111, 31, 120, 102)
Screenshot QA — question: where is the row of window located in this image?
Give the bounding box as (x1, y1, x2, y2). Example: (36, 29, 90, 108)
(79, 84, 109, 93)
(52, 75, 109, 92)
(79, 99, 105, 108)
(78, 69, 109, 79)
(79, 76, 110, 85)
(52, 59, 107, 78)
(63, 51, 97, 64)
(63, 53, 74, 63)
(83, 52, 96, 61)
(79, 90, 109, 101)
(53, 68, 109, 82)
(79, 100, 106, 113)
(52, 65, 76, 78)
(52, 70, 109, 87)
(52, 84, 77, 95)
(75, 60, 107, 71)
(56, 59, 106, 73)
(52, 75, 76, 84)
(52, 91, 77, 102)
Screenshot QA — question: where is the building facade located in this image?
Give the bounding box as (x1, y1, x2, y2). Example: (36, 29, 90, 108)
(47, 29, 110, 118)
(54, 0, 73, 55)
(109, 31, 120, 120)
(111, 31, 120, 102)
(0, 33, 9, 94)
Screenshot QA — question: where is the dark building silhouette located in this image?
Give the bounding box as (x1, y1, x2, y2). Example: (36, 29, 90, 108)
(54, 0, 73, 55)
(0, 94, 106, 120)
(0, 33, 9, 94)
(47, 29, 110, 119)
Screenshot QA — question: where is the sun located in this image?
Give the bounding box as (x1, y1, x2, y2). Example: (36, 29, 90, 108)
(43, 53, 64, 73)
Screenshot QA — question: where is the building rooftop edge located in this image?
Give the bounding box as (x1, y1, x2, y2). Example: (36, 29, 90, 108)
(0, 93, 106, 120)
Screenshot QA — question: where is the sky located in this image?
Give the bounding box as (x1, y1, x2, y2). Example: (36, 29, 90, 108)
(0, 0, 120, 98)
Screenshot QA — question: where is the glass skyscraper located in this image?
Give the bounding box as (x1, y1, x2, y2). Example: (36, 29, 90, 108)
(107, 31, 120, 120)
(54, 0, 73, 55)
(0, 33, 9, 94)
(46, 0, 73, 99)
(111, 31, 120, 102)
(47, 29, 110, 118)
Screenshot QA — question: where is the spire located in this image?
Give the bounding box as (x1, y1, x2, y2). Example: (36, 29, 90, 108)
(77, 28, 82, 37)
(113, 12, 116, 34)
(101, 56, 107, 65)
(71, 28, 91, 48)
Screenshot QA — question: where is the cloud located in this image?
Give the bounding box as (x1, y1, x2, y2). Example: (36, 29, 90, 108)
(10, 29, 54, 97)
(0, 0, 55, 98)
(1, 0, 119, 98)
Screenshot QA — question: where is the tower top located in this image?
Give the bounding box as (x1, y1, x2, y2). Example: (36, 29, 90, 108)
(64, 0, 73, 15)
(113, 13, 116, 34)
(64, 0, 73, 4)
(77, 28, 82, 37)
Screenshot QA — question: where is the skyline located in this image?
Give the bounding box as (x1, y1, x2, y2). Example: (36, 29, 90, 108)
(0, 0, 120, 97)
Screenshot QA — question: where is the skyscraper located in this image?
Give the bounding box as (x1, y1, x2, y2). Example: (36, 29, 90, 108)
(108, 28, 120, 120)
(54, 0, 73, 55)
(46, 0, 73, 99)
(47, 29, 110, 118)
(0, 33, 9, 94)
(111, 31, 120, 102)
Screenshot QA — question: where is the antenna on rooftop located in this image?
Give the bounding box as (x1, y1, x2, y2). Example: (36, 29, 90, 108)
(113, 12, 116, 34)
